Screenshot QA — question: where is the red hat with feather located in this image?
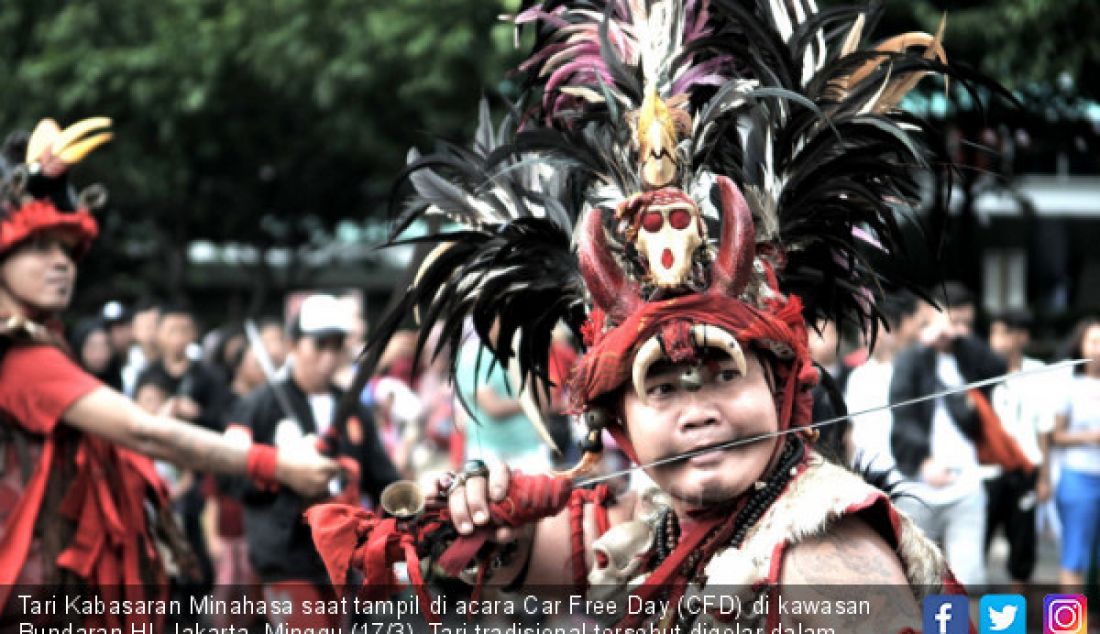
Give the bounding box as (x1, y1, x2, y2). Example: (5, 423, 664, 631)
(0, 117, 112, 259)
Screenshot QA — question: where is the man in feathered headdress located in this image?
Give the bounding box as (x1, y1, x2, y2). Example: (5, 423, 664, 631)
(0, 118, 339, 624)
(308, 2, 988, 631)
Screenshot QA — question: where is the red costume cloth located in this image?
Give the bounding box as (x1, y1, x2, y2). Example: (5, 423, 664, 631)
(570, 293, 816, 463)
(203, 474, 245, 538)
(969, 388, 1035, 474)
(570, 294, 811, 410)
(306, 473, 581, 625)
(0, 344, 169, 622)
(548, 341, 578, 400)
(0, 200, 98, 257)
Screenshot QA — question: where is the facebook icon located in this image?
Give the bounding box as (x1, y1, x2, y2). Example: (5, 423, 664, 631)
(923, 595, 969, 634)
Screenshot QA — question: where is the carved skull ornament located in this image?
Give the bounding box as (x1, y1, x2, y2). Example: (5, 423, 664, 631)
(587, 519, 655, 603)
(631, 189, 705, 288)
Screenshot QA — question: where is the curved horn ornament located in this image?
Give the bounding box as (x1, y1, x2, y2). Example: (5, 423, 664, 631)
(631, 335, 665, 403)
(578, 207, 642, 322)
(518, 386, 561, 454)
(690, 324, 747, 377)
(711, 176, 757, 296)
(507, 355, 561, 454)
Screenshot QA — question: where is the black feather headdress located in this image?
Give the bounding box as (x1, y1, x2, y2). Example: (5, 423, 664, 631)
(359, 1, 984, 473)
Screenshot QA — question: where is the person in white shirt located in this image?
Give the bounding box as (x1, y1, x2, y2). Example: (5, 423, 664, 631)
(846, 291, 929, 476)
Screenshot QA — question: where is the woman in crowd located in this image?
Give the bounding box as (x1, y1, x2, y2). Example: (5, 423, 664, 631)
(1048, 317, 1100, 588)
(69, 316, 122, 390)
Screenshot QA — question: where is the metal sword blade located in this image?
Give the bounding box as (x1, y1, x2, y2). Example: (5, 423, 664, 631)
(574, 358, 1088, 487)
(244, 319, 301, 428)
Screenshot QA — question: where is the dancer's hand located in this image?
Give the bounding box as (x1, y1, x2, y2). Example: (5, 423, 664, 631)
(277, 446, 342, 499)
(433, 461, 515, 541)
(919, 458, 955, 488)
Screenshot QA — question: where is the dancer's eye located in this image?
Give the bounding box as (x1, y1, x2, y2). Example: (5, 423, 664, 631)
(646, 382, 676, 398)
(717, 368, 741, 383)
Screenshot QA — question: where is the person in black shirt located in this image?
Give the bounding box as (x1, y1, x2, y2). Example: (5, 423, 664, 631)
(889, 282, 1007, 587)
(136, 303, 231, 593)
(138, 303, 229, 432)
(230, 295, 399, 627)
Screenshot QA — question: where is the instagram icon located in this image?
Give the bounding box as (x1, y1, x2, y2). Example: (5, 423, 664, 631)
(1044, 595, 1087, 634)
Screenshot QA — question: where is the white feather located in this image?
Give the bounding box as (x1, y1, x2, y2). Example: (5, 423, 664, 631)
(790, 0, 827, 87)
(857, 67, 893, 116)
(691, 170, 720, 221)
(768, 0, 793, 42)
(809, 0, 827, 76)
(762, 128, 778, 203)
(634, 0, 686, 96)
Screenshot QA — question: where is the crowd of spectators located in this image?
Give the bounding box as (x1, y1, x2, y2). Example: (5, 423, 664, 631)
(810, 282, 1099, 592)
(68, 281, 1096, 627)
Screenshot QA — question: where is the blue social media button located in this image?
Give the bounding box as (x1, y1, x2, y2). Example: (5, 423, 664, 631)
(980, 594, 1026, 634)
(924, 595, 969, 634)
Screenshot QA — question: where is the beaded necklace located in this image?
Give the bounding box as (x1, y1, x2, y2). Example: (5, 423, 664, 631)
(640, 436, 805, 633)
(652, 435, 805, 580)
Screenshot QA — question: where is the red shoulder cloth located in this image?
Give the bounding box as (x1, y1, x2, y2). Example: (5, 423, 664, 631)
(0, 345, 101, 433)
(0, 344, 102, 611)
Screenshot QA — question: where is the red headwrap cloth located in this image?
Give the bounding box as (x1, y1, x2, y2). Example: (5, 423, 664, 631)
(568, 291, 819, 463)
(0, 200, 99, 259)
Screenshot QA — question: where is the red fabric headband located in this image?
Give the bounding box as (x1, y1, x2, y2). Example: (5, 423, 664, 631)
(0, 200, 98, 258)
(570, 292, 818, 463)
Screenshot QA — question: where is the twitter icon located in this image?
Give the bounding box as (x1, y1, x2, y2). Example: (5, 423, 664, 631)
(980, 594, 1026, 634)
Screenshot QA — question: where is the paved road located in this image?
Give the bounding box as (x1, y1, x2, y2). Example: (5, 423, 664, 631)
(983, 521, 1100, 630)
(986, 532, 1062, 586)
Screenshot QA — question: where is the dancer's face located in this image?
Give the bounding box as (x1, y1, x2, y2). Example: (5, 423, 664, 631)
(291, 333, 346, 394)
(0, 230, 77, 318)
(1082, 324, 1100, 366)
(622, 350, 779, 511)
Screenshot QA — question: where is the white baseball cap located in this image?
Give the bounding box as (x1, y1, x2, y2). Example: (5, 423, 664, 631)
(101, 300, 127, 323)
(295, 294, 355, 338)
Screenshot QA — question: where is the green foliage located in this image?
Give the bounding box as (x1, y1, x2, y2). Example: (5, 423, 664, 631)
(0, 0, 518, 298)
(873, 0, 1100, 101)
(3, 0, 1094, 304)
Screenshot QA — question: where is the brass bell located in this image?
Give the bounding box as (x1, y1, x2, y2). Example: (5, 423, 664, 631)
(679, 364, 704, 391)
(380, 481, 426, 519)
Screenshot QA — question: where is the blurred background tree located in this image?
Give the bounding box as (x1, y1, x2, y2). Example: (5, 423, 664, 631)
(0, 0, 519, 311)
(870, 0, 1100, 307)
(0, 0, 1096, 319)
(902, 0, 1100, 101)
